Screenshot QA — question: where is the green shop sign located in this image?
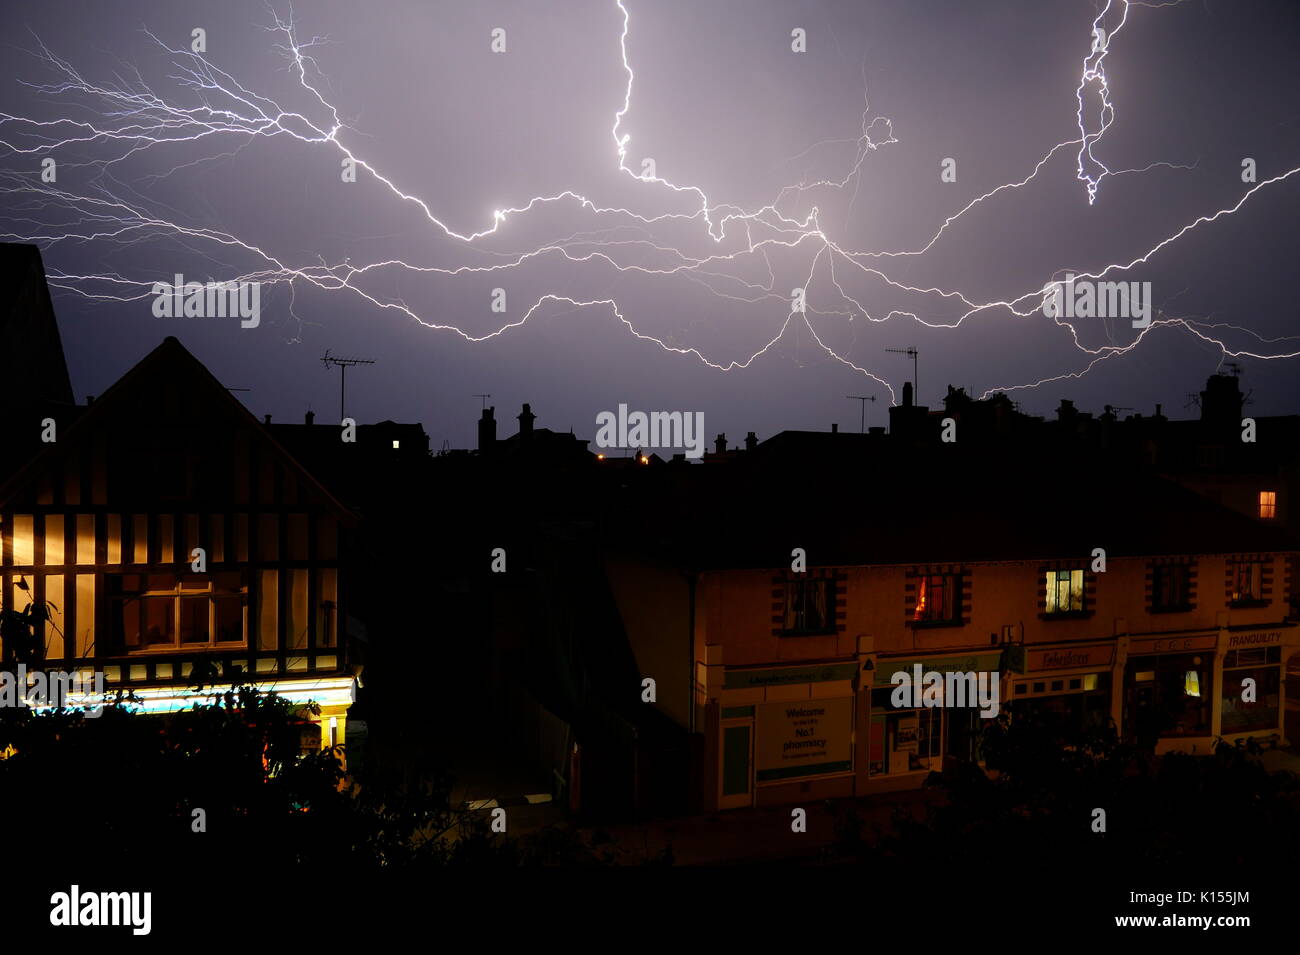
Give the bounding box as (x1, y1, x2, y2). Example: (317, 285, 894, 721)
(872, 652, 1003, 686)
(724, 663, 859, 690)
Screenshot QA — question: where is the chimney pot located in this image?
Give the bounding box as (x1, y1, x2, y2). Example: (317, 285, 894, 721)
(263, 414, 271, 425)
(305, 410, 315, 425)
(518, 403, 535, 438)
(714, 433, 727, 455)
(902, 382, 913, 408)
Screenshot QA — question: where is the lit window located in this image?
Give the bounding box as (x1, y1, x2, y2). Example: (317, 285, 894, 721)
(1258, 491, 1277, 519)
(1231, 560, 1265, 604)
(1044, 569, 1084, 614)
(392, 440, 400, 449)
(110, 572, 247, 651)
(913, 573, 961, 623)
(782, 578, 834, 635)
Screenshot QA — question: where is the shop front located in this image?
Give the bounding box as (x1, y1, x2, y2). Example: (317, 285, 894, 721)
(866, 650, 1003, 788)
(1122, 632, 1217, 750)
(1217, 626, 1295, 745)
(1004, 640, 1117, 736)
(715, 661, 858, 809)
(1122, 627, 1299, 751)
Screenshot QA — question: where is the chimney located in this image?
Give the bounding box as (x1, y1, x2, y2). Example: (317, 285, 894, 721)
(831, 423, 839, 433)
(479, 406, 497, 451)
(745, 431, 757, 451)
(305, 410, 315, 426)
(1154, 403, 1163, 419)
(902, 382, 913, 408)
(714, 433, 727, 455)
(518, 403, 535, 439)
(1200, 374, 1242, 431)
(263, 414, 272, 425)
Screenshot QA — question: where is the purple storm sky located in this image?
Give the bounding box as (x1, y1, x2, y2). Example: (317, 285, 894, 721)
(2, 0, 1299, 451)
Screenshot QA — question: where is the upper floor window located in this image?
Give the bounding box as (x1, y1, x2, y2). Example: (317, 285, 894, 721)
(1151, 562, 1191, 613)
(781, 578, 834, 635)
(1044, 569, 1084, 615)
(1258, 491, 1277, 520)
(913, 573, 961, 625)
(109, 572, 247, 651)
(1230, 561, 1266, 605)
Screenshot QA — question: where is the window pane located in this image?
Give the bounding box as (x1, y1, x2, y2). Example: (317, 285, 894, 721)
(76, 514, 96, 564)
(142, 596, 174, 646)
(258, 570, 278, 651)
(44, 515, 64, 565)
(317, 568, 337, 648)
(75, 575, 95, 658)
(214, 596, 244, 644)
(179, 597, 209, 644)
(12, 515, 34, 565)
(289, 569, 309, 650)
(45, 575, 65, 658)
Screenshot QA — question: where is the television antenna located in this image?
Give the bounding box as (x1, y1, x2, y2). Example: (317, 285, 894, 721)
(885, 346, 919, 400)
(846, 395, 876, 433)
(473, 394, 492, 410)
(321, 350, 375, 421)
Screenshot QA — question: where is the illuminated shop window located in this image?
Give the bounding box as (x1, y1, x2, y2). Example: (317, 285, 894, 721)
(1221, 647, 1282, 734)
(1126, 653, 1212, 738)
(869, 687, 942, 776)
(1044, 569, 1084, 614)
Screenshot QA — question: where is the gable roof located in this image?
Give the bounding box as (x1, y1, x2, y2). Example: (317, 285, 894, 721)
(0, 336, 357, 524)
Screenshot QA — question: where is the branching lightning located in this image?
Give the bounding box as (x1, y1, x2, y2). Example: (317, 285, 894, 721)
(0, 0, 1297, 409)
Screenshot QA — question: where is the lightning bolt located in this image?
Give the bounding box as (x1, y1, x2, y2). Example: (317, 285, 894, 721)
(0, 0, 1295, 411)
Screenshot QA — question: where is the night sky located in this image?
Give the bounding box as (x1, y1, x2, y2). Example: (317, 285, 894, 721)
(2, 0, 1298, 452)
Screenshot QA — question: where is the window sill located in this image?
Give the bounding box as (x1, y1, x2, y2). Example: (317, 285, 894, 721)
(123, 644, 250, 654)
(1038, 611, 1092, 621)
(1229, 599, 1269, 609)
(906, 619, 964, 629)
(1149, 605, 1193, 615)
(779, 629, 838, 638)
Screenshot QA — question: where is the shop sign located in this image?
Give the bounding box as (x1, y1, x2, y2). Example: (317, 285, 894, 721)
(1128, 633, 1216, 655)
(1006, 643, 1115, 673)
(872, 652, 1001, 686)
(725, 663, 858, 691)
(754, 696, 853, 782)
(1226, 630, 1284, 649)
